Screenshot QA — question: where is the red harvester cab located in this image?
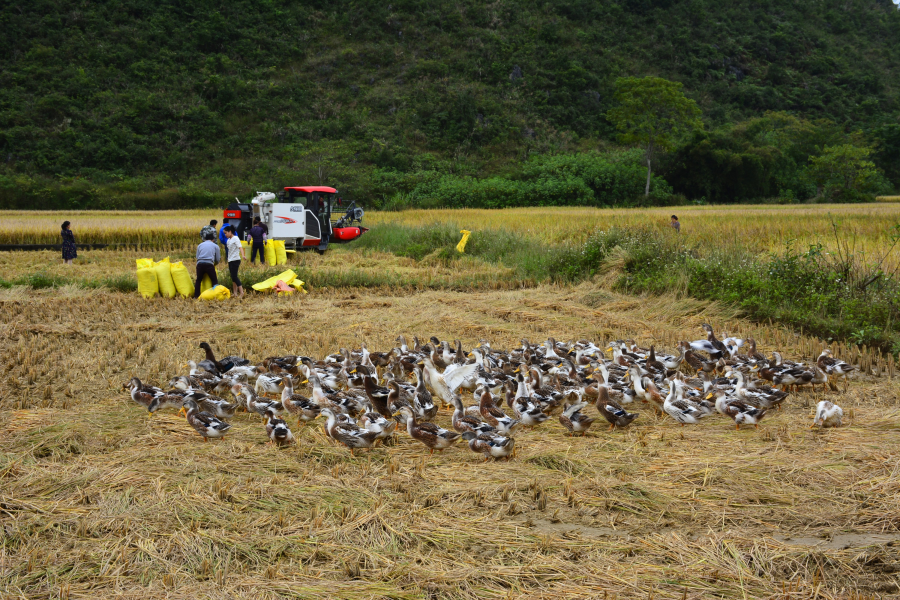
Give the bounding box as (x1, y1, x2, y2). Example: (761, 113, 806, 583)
(223, 186, 367, 254)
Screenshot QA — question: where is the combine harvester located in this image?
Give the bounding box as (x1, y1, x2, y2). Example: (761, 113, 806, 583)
(223, 186, 367, 254)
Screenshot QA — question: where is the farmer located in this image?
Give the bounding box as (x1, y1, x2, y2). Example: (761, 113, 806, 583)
(224, 225, 245, 299)
(670, 215, 681, 233)
(200, 219, 217, 241)
(248, 217, 266, 265)
(61, 221, 77, 264)
(218, 221, 231, 246)
(193, 232, 221, 299)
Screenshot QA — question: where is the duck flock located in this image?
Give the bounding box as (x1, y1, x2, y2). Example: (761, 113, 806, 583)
(126, 325, 854, 459)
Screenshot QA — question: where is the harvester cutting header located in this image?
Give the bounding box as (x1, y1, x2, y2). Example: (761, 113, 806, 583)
(223, 186, 367, 254)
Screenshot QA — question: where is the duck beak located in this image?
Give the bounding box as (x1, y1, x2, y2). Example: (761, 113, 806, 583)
(705, 393, 713, 400)
(349, 369, 356, 373)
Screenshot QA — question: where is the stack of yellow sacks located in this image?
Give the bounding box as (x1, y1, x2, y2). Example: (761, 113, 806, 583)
(263, 240, 288, 266)
(251, 269, 307, 295)
(135, 258, 230, 300)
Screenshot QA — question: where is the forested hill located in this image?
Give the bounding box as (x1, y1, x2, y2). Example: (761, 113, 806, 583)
(1, 0, 899, 209)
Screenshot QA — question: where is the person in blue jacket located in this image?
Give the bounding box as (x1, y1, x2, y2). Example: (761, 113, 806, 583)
(219, 222, 231, 246)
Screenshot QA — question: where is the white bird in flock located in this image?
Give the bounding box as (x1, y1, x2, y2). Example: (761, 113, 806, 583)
(419, 356, 480, 409)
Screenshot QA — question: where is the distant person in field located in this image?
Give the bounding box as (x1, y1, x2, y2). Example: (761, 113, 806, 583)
(193, 232, 221, 299)
(61, 221, 77, 264)
(200, 219, 217, 241)
(223, 226, 245, 299)
(248, 217, 267, 265)
(670, 215, 680, 233)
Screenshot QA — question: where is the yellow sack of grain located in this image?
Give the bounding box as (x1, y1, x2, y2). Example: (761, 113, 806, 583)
(170, 261, 193, 298)
(241, 240, 249, 249)
(136, 258, 154, 270)
(251, 269, 297, 292)
(456, 229, 472, 253)
(264, 239, 277, 266)
(152, 257, 176, 298)
(274, 240, 287, 265)
(136, 265, 159, 299)
(199, 284, 231, 301)
(200, 275, 213, 294)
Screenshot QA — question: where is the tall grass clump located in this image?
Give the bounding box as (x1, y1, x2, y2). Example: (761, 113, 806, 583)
(352, 221, 557, 281)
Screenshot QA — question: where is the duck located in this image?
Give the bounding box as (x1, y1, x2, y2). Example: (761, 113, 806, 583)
(280, 375, 320, 428)
(255, 374, 285, 398)
(179, 393, 238, 420)
(320, 407, 380, 455)
(359, 412, 397, 444)
(183, 399, 232, 441)
(707, 389, 768, 430)
(730, 369, 788, 410)
(451, 395, 495, 435)
(559, 402, 595, 436)
(199, 341, 249, 373)
(187, 359, 219, 378)
(310, 372, 367, 416)
(419, 356, 480, 410)
(362, 373, 392, 417)
(232, 383, 283, 419)
(818, 349, 855, 378)
(511, 374, 550, 428)
(265, 409, 294, 446)
(594, 384, 639, 430)
(662, 382, 706, 426)
(168, 375, 207, 391)
(462, 431, 516, 461)
(412, 367, 438, 421)
(478, 390, 520, 436)
(813, 400, 843, 428)
(127, 378, 161, 414)
(146, 391, 186, 416)
(394, 406, 461, 455)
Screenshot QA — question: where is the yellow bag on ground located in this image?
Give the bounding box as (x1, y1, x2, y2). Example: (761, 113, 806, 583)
(274, 240, 287, 265)
(136, 266, 158, 299)
(264, 240, 277, 266)
(199, 285, 231, 301)
(251, 269, 297, 292)
(200, 275, 213, 294)
(241, 240, 249, 249)
(170, 261, 193, 298)
(456, 229, 472, 253)
(136, 258, 154, 269)
(153, 257, 176, 298)
(289, 279, 308, 294)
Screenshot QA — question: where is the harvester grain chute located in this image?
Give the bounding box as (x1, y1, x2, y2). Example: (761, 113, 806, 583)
(223, 186, 367, 254)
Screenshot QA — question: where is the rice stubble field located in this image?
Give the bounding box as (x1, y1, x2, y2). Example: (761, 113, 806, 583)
(1, 276, 900, 598)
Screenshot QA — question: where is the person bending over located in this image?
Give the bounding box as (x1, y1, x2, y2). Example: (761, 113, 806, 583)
(193, 233, 221, 298)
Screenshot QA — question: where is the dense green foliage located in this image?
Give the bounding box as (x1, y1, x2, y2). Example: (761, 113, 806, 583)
(1, 0, 898, 208)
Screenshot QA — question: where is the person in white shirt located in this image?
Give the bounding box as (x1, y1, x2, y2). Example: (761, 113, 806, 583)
(224, 226, 246, 299)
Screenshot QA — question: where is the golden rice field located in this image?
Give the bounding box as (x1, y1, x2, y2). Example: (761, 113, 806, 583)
(0, 282, 899, 599)
(1, 205, 900, 598)
(3, 203, 900, 259)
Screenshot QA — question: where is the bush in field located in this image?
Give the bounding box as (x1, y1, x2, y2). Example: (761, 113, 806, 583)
(554, 223, 900, 352)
